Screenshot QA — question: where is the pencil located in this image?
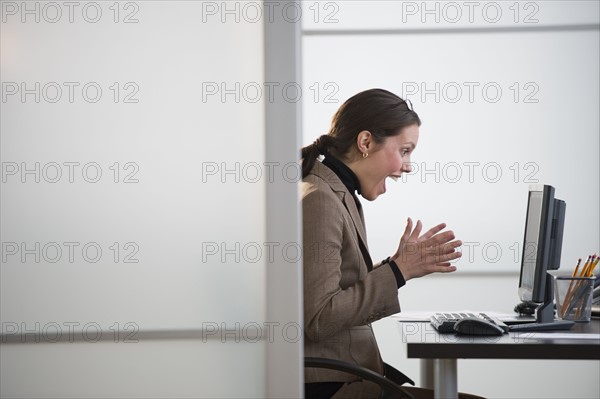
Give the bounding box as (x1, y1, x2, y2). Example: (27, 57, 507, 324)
(561, 258, 582, 317)
(582, 254, 597, 277)
(587, 255, 599, 277)
(579, 255, 592, 277)
(572, 258, 582, 278)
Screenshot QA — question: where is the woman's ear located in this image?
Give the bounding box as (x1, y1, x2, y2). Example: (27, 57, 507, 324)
(356, 130, 372, 154)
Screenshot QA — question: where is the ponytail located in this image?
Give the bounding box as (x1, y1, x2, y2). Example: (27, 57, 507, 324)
(301, 134, 337, 178)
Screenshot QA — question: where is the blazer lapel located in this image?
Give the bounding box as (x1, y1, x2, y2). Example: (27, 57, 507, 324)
(340, 190, 369, 252)
(312, 162, 370, 252)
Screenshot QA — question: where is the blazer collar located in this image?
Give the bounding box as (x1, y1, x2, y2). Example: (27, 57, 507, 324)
(311, 161, 369, 249)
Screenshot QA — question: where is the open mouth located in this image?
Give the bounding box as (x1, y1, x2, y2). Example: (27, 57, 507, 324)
(388, 176, 399, 182)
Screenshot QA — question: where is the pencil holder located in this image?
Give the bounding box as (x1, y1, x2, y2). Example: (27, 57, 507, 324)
(555, 276, 594, 322)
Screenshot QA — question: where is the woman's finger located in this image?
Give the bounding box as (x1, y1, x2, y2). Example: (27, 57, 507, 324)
(400, 217, 413, 244)
(418, 222, 446, 242)
(409, 219, 422, 242)
(423, 230, 456, 247)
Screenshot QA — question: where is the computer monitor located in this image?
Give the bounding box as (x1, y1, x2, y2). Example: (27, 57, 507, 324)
(512, 184, 574, 332)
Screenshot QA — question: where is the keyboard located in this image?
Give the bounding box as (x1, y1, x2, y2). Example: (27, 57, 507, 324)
(430, 312, 509, 333)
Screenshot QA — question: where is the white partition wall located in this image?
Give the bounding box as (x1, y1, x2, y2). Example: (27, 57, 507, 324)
(1, 1, 302, 398)
(302, 1, 599, 398)
(265, 2, 304, 397)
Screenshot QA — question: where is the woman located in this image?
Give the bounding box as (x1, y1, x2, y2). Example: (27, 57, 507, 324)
(301, 89, 465, 399)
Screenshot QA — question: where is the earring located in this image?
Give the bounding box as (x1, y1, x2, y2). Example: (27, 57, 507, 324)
(362, 152, 369, 159)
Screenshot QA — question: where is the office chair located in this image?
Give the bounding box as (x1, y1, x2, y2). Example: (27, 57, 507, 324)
(305, 357, 415, 399)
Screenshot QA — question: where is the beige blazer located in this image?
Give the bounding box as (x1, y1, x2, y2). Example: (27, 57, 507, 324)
(302, 161, 401, 383)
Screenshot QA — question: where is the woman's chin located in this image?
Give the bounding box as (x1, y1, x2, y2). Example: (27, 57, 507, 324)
(361, 180, 389, 201)
(361, 191, 375, 201)
(363, 189, 384, 201)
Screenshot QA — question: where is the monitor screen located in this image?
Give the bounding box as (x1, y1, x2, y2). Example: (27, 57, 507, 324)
(518, 184, 562, 303)
(512, 184, 572, 331)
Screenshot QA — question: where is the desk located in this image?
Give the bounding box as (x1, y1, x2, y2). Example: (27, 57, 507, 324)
(400, 320, 600, 399)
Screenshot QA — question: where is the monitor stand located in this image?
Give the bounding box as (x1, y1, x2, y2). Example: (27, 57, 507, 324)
(509, 273, 575, 332)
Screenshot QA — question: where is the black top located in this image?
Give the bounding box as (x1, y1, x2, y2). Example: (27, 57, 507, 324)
(321, 154, 405, 289)
(321, 154, 361, 196)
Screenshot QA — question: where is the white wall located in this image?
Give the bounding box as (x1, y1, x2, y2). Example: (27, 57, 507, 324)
(1, 2, 297, 398)
(302, 1, 599, 398)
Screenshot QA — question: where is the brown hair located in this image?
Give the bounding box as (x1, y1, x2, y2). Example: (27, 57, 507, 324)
(301, 88, 421, 178)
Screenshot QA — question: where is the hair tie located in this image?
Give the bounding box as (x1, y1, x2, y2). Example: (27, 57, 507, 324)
(313, 135, 329, 154)
(313, 138, 322, 153)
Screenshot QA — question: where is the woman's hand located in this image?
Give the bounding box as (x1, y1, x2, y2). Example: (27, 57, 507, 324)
(390, 217, 462, 281)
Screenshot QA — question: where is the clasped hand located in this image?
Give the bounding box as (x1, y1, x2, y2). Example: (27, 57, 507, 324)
(390, 217, 462, 281)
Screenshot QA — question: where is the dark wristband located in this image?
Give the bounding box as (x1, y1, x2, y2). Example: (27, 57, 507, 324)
(383, 256, 406, 288)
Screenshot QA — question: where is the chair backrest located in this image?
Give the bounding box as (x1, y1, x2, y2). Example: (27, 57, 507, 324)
(304, 357, 415, 399)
